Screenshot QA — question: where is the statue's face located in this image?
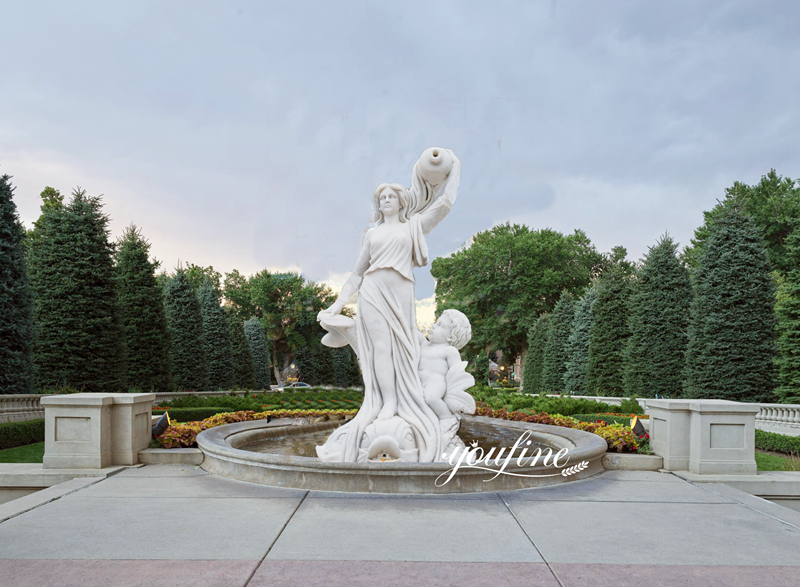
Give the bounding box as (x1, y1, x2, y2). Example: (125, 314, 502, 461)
(428, 313, 453, 345)
(379, 187, 401, 218)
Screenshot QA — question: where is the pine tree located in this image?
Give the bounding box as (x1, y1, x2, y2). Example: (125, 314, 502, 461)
(226, 310, 256, 390)
(623, 235, 691, 398)
(333, 346, 361, 388)
(198, 279, 234, 390)
(523, 313, 551, 394)
(27, 188, 125, 392)
(244, 317, 271, 389)
(164, 268, 209, 391)
(115, 225, 172, 392)
(541, 291, 575, 394)
(564, 285, 597, 395)
(684, 204, 777, 401)
(776, 229, 800, 401)
(0, 174, 34, 393)
(586, 269, 633, 396)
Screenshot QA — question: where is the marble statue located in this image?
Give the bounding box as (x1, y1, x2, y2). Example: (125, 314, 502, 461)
(316, 148, 475, 463)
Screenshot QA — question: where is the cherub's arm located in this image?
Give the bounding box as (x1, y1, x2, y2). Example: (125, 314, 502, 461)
(444, 346, 462, 370)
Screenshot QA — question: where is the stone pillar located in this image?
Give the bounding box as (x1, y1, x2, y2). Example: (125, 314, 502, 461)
(646, 400, 692, 471)
(108, 393, 156, 466)
(41, 393, 155, 469)
(646, 399, 759, 475)
(688, 401, 759, 475)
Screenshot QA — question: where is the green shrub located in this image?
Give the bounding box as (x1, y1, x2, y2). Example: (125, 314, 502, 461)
(755, 429, 800, 456)
(619, 398, 644, 415)
(0, 419, 45, 450)
(571, 414, 633, 426)
(152, 407, 233, 422)
(468, 388, 617, 416)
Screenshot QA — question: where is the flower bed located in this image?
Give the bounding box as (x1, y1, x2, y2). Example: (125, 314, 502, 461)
(475, 405, 644, 453)
(155, 409, 358, 449)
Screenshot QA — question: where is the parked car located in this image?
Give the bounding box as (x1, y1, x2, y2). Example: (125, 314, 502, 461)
(275, 382, 312, 392)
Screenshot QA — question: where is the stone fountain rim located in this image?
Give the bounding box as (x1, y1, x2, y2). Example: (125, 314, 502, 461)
(196, 415, 607, 473)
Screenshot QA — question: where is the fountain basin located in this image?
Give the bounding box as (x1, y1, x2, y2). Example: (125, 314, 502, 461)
(196, 415, 606, 494)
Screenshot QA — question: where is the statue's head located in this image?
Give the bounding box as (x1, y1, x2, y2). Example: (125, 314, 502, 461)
(372, 183, 410, 224)
(430, 309, 472, 350)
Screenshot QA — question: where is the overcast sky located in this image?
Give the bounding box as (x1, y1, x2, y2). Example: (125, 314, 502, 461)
(3, 1, 799, 323)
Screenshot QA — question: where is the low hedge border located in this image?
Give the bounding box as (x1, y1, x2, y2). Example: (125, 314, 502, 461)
(0, 419, 45, 450)
(755, 429, 800, 456)
(152, 407, 234, 422)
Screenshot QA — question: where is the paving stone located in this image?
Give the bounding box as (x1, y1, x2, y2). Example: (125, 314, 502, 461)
(502, 478, 733, 503)
(0, 496, 302, 560)
(509, 501, 800, 565)
(267, 496, 541, 562)
(250, 560, 560, 586)
(73, 474, 306, 499)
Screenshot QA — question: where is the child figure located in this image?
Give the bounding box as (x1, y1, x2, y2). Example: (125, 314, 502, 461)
(418, 309, 476, 427)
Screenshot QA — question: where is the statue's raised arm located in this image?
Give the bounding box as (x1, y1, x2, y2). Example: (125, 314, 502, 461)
(408, 148, 462, 236)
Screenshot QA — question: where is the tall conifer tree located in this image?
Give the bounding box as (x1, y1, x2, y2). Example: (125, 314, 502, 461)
(28, 188, 125, 392)
(776, 229, 800, 402)
(115, 225, 172, 392)
(226, 310, 256, 390)
(164, 268, 209, 391)
(623, 235, 691, 398)
(244, 317, 271, 389)
(586, 269, 633, 396)
(523, 313, 551, 394)
(0, 175, 34, 393)
(564, 285, 597, 395)
(198, 279, 234, 390)
(541, 291, 575, 394)
(684, 205, 777, 401)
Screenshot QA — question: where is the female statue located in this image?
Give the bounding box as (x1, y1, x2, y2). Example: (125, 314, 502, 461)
(316, 148, 462, 463)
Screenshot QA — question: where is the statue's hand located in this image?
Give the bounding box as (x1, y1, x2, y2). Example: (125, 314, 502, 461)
(447, 149, 461, 170)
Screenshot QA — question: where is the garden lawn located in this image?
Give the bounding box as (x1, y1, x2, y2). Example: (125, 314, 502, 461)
(755, 450, 800, 471)
(0, 442, 44, 463)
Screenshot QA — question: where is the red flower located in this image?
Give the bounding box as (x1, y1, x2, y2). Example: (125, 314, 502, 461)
(645, 434, 650, 439)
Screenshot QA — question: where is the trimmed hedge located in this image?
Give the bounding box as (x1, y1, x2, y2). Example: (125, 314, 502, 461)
(755, 429, 800, 456)
(0, 419, 45, 450)
(152, 407, 233, 422)
(571, 414, 633, 426)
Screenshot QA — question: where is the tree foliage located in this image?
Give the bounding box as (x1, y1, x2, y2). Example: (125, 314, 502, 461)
(164, 268, 209, 391)
(564, 285, 597, 395)
(541, 291, 575, 394)
(587, 268, 633, 397)
(333, 346, 362, 388)
(198, 279, 234, 390)
(244, 317, 271, 389)
(431, 223, 605, 363)
(522, 313, 552, 394)
(684, 204, 777, 402)
(623, 235, 691, 399)
(226, 310, 256, 390)
(115, 225, 172, 392)
(0, 174, 34, 393)
(684, 171, 800, 274)
(27, 188, 126, 392)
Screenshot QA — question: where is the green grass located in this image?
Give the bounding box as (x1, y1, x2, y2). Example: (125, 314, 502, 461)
(755, 450, 800, 471)
(0, 442, 45, 463)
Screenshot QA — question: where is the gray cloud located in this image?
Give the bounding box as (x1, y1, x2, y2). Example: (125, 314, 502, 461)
(2, 0, 799, 299)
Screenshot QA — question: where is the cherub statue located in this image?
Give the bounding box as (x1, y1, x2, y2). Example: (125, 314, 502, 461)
(417, 309, 476, 458)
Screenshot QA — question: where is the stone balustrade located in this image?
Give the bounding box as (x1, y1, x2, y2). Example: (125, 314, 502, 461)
(755, 403, 800, 436)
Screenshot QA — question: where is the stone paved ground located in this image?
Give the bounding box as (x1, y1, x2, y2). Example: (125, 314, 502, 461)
(0, 466, 799, 586)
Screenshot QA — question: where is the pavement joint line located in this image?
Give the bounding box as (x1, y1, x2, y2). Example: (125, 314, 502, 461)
(0, 477, 106, 525)
(242, 490, 309, 587)
(689, 482, 800, 531)
(498, 492, 566, 587)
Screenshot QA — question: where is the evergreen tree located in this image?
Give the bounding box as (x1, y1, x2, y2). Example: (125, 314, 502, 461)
(623, 235, 691, 398)
(164, 268, 209, 390)
(226, 310, 256, 390)
(564, 285, 597, 395)
(115, 225, 172, 392)
(27, 188, 125, 392)
(523, 313, 551, 394)
(586, 269, 633, 396)
(776, 229, 800, 402)
(0, 174, 34, 393)
(684, 204, 777, 401)
(198, 279, 234, 390)
(333, 346, 362, 388)
(541, 291, 575, 394)
(244, 317, 271, 389)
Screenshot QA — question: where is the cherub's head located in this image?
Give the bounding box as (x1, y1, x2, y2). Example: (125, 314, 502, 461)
(428, 309, 471, 350)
